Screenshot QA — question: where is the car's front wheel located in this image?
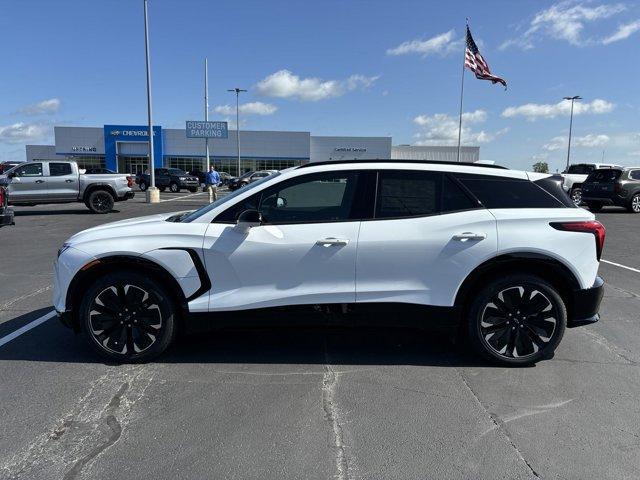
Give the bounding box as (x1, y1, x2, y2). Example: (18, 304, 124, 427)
(627, 193, 640, 213)
(169, 182, 180, 193)
(79, 271, 177, 362)
(467, 274, 566, 366)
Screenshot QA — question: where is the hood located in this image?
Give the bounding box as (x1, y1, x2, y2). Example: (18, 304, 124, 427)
(67, 211, 181, 245)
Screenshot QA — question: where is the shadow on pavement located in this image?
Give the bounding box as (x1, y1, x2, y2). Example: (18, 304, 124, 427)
(13, 209, 120, 216)
(0, 307, 489, 367)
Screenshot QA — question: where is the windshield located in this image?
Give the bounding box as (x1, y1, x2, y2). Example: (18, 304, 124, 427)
(181, 171, 281, 222)
(2, 164, 22, 175)
(567, 164, 595, 175)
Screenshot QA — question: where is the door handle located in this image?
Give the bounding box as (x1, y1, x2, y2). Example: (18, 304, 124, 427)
(316, 237, 349, 247)
(452, 232, 486, 241)
(35, 180, 45, 184)
(65, 179, 74, 183)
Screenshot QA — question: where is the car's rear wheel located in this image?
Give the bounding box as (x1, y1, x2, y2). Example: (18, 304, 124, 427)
(79, 271, 177, 362)
(169, 182, 179, 193)
(570, 187, 582, 205)
(587, 202, 603, 212)
(627, 193, 640, 213)
(467, 274, 566, 366)
(138, 181, 147, 191)
(86, 189, 115, 214)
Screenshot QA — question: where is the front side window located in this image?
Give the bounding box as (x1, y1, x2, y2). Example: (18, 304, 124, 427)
(14, 163, 43, 177)
(259, 172, 358, 224)
(49, 163, 72, 176)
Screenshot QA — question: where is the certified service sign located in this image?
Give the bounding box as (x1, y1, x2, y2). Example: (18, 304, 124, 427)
(185, 121, 228, 139)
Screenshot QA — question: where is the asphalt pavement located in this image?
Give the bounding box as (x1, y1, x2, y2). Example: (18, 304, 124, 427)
(0, 194, 639, 480)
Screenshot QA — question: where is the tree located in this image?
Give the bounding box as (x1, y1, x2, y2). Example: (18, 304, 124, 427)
(532, 161, 549, 173)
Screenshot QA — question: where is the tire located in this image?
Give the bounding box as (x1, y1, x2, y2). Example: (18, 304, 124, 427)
(570, 187, 582, 206)
(587, 202, 603, 212)
(169, 182, 180, 193)
(627, 193, 640, 213)
(467, 274, 566, 366)
(139, 181, 147, 191)
(86, 189, 115, 214)
(78, 271, 177, 363)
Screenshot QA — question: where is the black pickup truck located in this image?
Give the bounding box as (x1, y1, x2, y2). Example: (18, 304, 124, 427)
(136, 168, 199, 193)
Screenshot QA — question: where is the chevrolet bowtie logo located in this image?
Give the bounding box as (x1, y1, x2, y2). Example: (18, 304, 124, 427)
(110, 130, 121, 136)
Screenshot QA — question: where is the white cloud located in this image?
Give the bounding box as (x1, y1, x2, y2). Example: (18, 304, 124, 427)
(0, 122, 51, 144)
(501, 98, 614, 120)
(255, 70, 379, 101)
(412, 110, 505, 146)
(601, 20, 640, 44)
(543, 133, 610, 151)
(501, 1, 626, 49)
(386, 30, 461, 57)
(214, 101, 277, 116)
(19, 98, 61, 115)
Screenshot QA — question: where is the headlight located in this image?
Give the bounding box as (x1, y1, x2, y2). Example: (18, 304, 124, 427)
(58, 243, 71, 258)
(179, 177, 186, 181)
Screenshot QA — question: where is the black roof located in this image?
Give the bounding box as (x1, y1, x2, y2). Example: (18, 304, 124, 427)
(297, 159, 507, 170)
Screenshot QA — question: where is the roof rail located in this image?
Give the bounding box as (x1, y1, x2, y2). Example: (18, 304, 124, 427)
(297, 159, 508, 170)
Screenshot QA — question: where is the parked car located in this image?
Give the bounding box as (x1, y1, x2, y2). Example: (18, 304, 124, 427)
(0, 184, 14, 227)
(0, 161, 23, 174)
(228, 170, 278, 191)
(54, 160, 604, 366)
(561, 163, 622, 205)
(582, 167, 640, 213)
(1, 160, 134, 214)
(84, 168, 116, 174)
(137, 168, 199, 193)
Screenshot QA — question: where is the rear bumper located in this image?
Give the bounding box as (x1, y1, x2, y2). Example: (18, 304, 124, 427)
(0, 207, 14, 227)
(118, 191, 135, 201)
(567, 276, 604, 328)
(582, 194, 625, 206)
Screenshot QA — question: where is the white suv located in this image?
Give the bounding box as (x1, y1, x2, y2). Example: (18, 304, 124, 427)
(54, 161, 605, 366)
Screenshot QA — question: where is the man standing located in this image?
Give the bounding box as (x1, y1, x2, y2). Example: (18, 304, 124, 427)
(205, 165, 221, 203)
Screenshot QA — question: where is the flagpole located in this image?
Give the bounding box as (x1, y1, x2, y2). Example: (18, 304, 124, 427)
(456, 19, 468, 163)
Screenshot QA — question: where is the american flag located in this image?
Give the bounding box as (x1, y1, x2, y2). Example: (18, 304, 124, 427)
(464, 26, 507, 88)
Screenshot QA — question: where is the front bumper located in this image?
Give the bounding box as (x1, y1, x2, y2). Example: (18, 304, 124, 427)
(567, 276, 604, 328)
(0, 207, 14, 227)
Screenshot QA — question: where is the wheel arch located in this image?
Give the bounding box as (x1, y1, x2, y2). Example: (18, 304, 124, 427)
(65, 255, 189, 332)
(454, 252, 581, 319)
(83, 184, 117, 203)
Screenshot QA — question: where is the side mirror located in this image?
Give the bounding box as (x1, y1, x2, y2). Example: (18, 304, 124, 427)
(236, 209, 262, 232)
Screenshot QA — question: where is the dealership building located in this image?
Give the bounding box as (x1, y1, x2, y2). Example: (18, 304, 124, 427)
(26, 125, 480, 176)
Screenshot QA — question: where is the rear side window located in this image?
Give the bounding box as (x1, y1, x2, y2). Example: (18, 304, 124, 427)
(49, 163, 72, 176)
(375, 171, 478, 219)
(586, 169, 622, 182)
(456, 174, 565, 209)
(630, 170, 640, 180)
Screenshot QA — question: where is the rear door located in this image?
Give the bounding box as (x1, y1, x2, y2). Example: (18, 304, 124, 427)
(356, 169, 497, 307)
(7, 162, 48, 202)
(46, 162, 78, 201)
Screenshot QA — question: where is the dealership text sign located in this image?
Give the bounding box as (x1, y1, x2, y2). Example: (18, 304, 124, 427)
(186, 121, 228, 139)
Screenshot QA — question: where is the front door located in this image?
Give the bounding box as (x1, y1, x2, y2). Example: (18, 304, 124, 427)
(7, 162, 47, 203)
(46, 162, 78, 201)
(203, 170, 363, 310)
(356, 170, 498, 307)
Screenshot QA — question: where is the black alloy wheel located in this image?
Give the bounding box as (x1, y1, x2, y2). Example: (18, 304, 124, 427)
(79, 272, 176, 362)
(169, 182, 180, 193)
(468, 275, 566, 366)
(87, 190, 114, 214)
(139, 181, 147, 191)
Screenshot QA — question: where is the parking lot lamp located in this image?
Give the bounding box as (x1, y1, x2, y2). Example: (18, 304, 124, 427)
(563, 95, 582, 172)
(227, 88, 247, 176)
(143, 0, 159, 203)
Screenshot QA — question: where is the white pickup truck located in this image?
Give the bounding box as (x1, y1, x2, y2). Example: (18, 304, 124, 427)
(0, 160, 134, 214)
(561, 163, 622, 205)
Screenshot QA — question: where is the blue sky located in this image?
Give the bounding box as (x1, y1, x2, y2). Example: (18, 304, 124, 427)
(1, 0, 639, 171)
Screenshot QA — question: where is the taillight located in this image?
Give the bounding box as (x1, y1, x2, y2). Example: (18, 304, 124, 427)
(550, 220, 606, 261)
(126, 176, 134, 188)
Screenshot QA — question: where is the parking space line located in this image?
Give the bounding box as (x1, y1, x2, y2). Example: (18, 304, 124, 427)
(0, 310, 56, 348)
(159, 192, 207, 203)
(602, 259, 640, 274)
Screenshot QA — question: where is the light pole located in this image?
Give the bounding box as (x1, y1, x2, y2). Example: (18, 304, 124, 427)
(204, 58, 210, 172)
(227, 88, 247, 176)
(563, 95, 581, 172)
(143, 0, 159, 203)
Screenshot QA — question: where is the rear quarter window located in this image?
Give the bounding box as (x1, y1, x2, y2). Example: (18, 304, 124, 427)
(456, 174, 565, 209)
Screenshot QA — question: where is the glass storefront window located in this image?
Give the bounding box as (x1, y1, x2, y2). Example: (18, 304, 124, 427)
(64, 155, 106, 171)
(164, 157, 305, 177)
